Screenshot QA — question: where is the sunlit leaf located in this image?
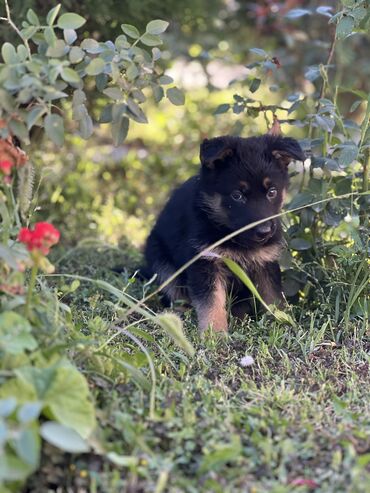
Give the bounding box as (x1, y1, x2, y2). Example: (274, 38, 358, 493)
(146, 19, 169, 35)
(40, 422, 89, 453)
(57, 13, 86, 30)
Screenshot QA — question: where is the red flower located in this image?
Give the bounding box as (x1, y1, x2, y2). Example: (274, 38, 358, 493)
(18, 222, 60, 255)
(0, 160, 14, 175)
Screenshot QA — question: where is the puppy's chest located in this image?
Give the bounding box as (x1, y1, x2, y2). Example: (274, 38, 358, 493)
(212, 243, 282, 271)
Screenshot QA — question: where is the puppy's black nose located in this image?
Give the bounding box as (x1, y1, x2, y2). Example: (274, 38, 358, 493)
(254, 220, 274, 241)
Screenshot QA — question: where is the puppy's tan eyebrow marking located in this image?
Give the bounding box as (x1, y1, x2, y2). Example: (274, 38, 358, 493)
(239, 181, 250, 191)
(263, 177, 271, 189)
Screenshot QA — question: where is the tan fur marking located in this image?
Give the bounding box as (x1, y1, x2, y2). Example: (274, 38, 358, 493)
(212, 243, 282, 268)
(239, 180, 250, 191)
(201, 192, 229, 227)
(195, 277, 228, 332)
(263, 177, 271, 189)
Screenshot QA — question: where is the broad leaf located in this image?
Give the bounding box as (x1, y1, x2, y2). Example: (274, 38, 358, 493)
(146, 19, 169, 35)
(166, 87, 185, 105)
(57, 13, 86, 30)
(40, 422, 89, 453)
(121, 24, 140, 39)
(0, 312, 37, 355)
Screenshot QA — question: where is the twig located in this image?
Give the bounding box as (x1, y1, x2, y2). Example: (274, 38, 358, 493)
(0, 0, 32, 60)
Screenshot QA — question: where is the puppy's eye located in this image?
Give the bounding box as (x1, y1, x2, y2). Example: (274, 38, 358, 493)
(267, 187, 277, 200)
(231, 190, 244, 202)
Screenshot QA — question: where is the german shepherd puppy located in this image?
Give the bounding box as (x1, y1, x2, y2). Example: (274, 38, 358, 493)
(144, 134, 304, 332)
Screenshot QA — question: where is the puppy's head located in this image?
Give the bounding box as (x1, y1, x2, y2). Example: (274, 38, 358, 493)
(199, 134, 304, 246)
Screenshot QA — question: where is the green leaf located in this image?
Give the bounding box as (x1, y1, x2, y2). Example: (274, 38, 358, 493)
(61, 67, 81, 84)
(166, 87, 185, 106)
(1, 43, 18, 64)
(26, 9, 39, 26)
(107, 452, 139, 467)
(290, 238, 313, 250)
(336, 15, 355, 40)
(9, 120, 29, 144)
(121, 24, 140, 39)
(112, 116, 129, 146)
(14, 427, 40, 469)
(155, 313, 195, 357)
(81, 38, 101, 53)
(0, 376, 37, 403)
(85, 57, 105, 76)
(44, 114, 64, 146)
(63, 28, 77, 45)
(349, 100, 362, 113)
(140, 33, 162, 46)
(249, 78, 261, 93)
(46, 39, 67, 58)
(0, 398, 17, 417)
(103, 87, 122, 100)
(17, 402, 43, 423)
(199, 436, 242, 474)
(146, 19, 169, 35)
(69, 46, 84, 64)
(222, 257, 295, 325)
(46, 4, 62, 25)
(158, 75, 174, 85)
(43, 366, 96, 438)
(126, 62, 139, 81)
(40, 422, 89, 453)
(338, 144, 358, 167)
(152, 85, 164, 103)
(214, 103, 230, 115)
(126, 99, 148, 124)
(57, 13, 86, 30)
(99, 104, 113, 123)
(21, 26, 38, 40)
(44, 26, 57, 47)
(26, 105, 46, 129)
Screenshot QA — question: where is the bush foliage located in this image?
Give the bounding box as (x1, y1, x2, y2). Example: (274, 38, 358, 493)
(0, 0, 369, 491)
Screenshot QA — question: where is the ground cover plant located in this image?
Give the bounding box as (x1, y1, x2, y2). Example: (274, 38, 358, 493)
(0, 1, 369, 492)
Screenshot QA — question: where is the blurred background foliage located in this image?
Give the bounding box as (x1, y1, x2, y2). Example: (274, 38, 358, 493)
(2, 0, 368, 251)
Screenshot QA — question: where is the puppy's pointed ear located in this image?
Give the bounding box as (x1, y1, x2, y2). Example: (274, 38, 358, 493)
(200, 137, 234, 169)
(270, 137, 305, 167)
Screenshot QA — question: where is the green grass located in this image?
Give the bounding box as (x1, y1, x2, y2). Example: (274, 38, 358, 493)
(26, 245, 370, 493)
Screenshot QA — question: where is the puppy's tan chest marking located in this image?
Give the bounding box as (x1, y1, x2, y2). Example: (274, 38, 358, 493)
(212, 243, 282, 267)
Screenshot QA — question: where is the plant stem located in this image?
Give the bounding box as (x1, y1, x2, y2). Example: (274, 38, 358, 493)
(25, 263, 38, 317)
(0, 0, 32, 60)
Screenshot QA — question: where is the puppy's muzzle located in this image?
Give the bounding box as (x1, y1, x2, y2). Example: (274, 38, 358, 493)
(252, 220, 276, 243)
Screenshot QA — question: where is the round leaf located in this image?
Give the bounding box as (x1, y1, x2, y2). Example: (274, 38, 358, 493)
(166, 87, 185, 106)
(57, 13, 86, 30)
(146, 19, 169, 35)
(61, 67, 81, 84)
(85, 58, 105, 76)
(290, 238, 313, 250)
(121, 24, 140, 39)
(40, 422, 90, 453)
(140, 33, 162, 46)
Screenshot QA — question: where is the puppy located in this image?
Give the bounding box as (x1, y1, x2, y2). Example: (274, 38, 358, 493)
(144, 134, 304, 332)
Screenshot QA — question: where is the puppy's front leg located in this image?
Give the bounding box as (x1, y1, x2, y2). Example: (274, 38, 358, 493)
(188, 262, 228, 333)
(253, 261, 284, 307)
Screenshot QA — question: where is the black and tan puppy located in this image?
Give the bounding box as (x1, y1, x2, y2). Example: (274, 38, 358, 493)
(144, 134, 304, 332)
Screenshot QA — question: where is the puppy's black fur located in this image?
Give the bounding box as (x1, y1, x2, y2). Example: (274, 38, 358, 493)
(144, 134, 304, 332)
